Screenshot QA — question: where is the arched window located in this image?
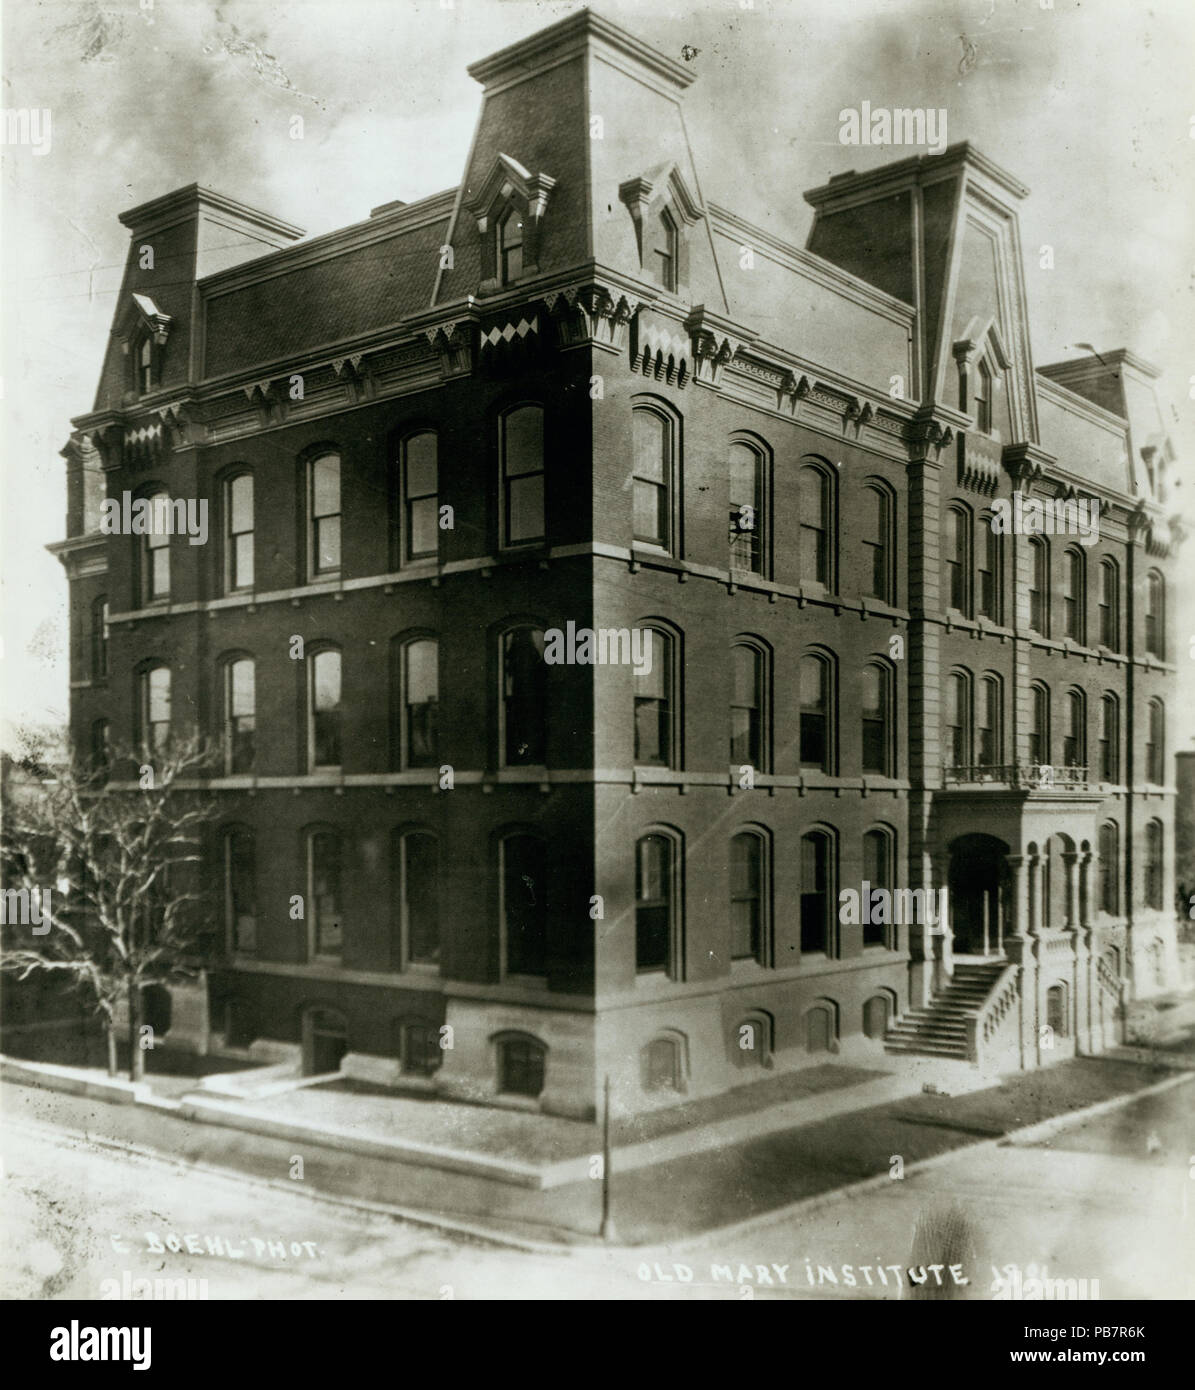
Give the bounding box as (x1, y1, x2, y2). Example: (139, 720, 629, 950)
(1028, 536, 1049, 635)
(395, 431, 438, 565)
(1063, 548, 1086, 643)
(1029, 682, 1050, 767)
(642, 1034, 684, 1092)
(496, 1033, 546, 1097)
(137, 333, 155, 394)
(799, 651, 833, 772)
(729, 440, 765, 574)
(977, 673, 1001, 767)
(138, 490, 171, 605)
(1145, 571, 1164, 658)
(224, 825, 256, 954)
(863, 994, 892, 1039)
(800, 830, 834, 957)
(139, 663, 171, 756)
(224, 471, 254, 592)
(862, 827, 894, 948)
(501, 625, 546, 767)
(805, 1001, 837, 1053)
(732, 1014, 772, 1069)
(1099, 558, 1119, 650)
(500, 405, 544, 546)
(729, 830, 767, 965)
(1146, 699, 1165, 785)
(1145, 820, 1164, 910)
(944, 505, 972, 615)
(223, 656, 256, 774)
(500, 833, 547, 978)
(1098, 820, 1119, 915)
(307, 647, 342, 771)
(634, 625, 676, 767)
(863, 483, 894, 604)
(91, 595, 109, 680)
(946, 669, 972, 768)
(861, 661, 892, 776)
(974, 358, 992, 434)
(307, 828, 343, 959)
(394, 637, 438, 770)
(91, 719, 111, 778)
(978, 517, 1001, 622)
(497, 206, 523, 284)
(652, 207, 678, 292)
(394, 1018, 442, 1076)
(1046, 983, 1068, 1037)
(307, 452, 341, 579)
(1063, 688, 1086, 769)
(1099, 693, 1119, 783)
(392, 830, 439, 969)
(636, 831, 680, 978)
(730, 641, 764, 769)
(799, 463, 832, 587)
(632, 406, 675, 553)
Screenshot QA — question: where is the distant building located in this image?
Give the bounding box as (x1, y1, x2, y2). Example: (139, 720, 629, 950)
(52, 12, 1185, 1118)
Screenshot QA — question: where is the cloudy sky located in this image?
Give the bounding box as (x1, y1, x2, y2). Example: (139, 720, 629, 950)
(2, 0, 1193, 747)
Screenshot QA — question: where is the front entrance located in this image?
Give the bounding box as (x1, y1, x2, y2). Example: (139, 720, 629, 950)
(302, 1007, 347, 1076)
(947, 834, 1009, 957)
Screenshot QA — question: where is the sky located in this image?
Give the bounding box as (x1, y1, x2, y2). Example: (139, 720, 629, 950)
(2, 0, 1193, 750)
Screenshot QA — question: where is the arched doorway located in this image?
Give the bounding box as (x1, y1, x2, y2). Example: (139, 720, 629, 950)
(947, 834, 1009, 957)
(301, 1006, 347, 1076)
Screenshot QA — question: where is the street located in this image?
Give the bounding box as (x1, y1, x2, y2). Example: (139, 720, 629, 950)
(3, 1076, 1192, 1300)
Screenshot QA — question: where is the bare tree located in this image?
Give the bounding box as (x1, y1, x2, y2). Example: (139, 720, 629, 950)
(1, 734, 219, 1080)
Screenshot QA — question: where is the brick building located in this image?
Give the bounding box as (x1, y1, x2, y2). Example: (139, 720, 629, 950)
(52, 11, 1184, 1119)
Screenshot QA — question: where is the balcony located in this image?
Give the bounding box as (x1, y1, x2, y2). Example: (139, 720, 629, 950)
(943, 764, 1088, 790)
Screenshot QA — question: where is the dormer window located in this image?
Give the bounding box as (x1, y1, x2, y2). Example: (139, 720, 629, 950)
(498, 206, 523, 285)
(975, 359, 992, 434)
(653, 209, 677, 292)
(138, 335, 154, 394)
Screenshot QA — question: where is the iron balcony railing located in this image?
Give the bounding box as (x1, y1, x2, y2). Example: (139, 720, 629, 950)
(942, 763, 1089, 790)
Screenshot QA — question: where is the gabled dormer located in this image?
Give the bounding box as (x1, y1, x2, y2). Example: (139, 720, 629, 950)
(117, 293, 174, 399)
(466, 152, 557, 294)
(618, 163, 703, 299)
(953, 316, 1012, 442)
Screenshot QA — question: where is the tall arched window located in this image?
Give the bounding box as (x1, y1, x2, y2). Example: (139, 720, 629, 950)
(307, 452, 341, 579)
(977, 673, 1001, 767)
(501, 625, 546, 767)
(978, 518, 1001, 622)
(1029, 682, 1050, 766)
(1063, 688, 1086, 769)
(861, 661, 892, 775)
(946, 669, 972, 768)
(137, 333, 155, 395)
(308, 647, 342, 771)
(632, 406, 675, 553)
(798, 652, 833, 772)
(729, 830, 767, 965)
(396, 431, 438, 565)
(730, 641, 764, 769)
(652, 207, 678, 292)
(1099, 692, 1119, 783)
(497, 205, 523, 284)
(138, 490, 171, 605)
(500, 405, 544, 546)
(307, 828, 343, 959)
(799, 463, 832, 587)
(91, 595, 109, 680)
(862, 827, 894, 948)
(1099, 558, 1119, 650)
(393, 829, 439, 969)
(800, 829, 834, 957)
(1098, 820, 1119, 915)
(1063, 548, 1086, 643)
(1145, 819, 1164, 910)
(224, 826, 256, 954)
(91, 719, 111, 778)
(636, 831, 680, 978)
(501, 833, 547, 978)
(729, 440, 765, 575)
(1146, 699, 1165, 785)
(635, 625, 676, 768)
(863, 483, 894, 604)
(395, 637, 438, 770)
(974, 358, 992, 434)
(224, 471, 254, 592)
(1145, 571, 1164, 658)
(944, 505, 972, 615)
(1028, 537, 1049, 635)
(139, 663, 171, 755)
(224, 656, 256, 774)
